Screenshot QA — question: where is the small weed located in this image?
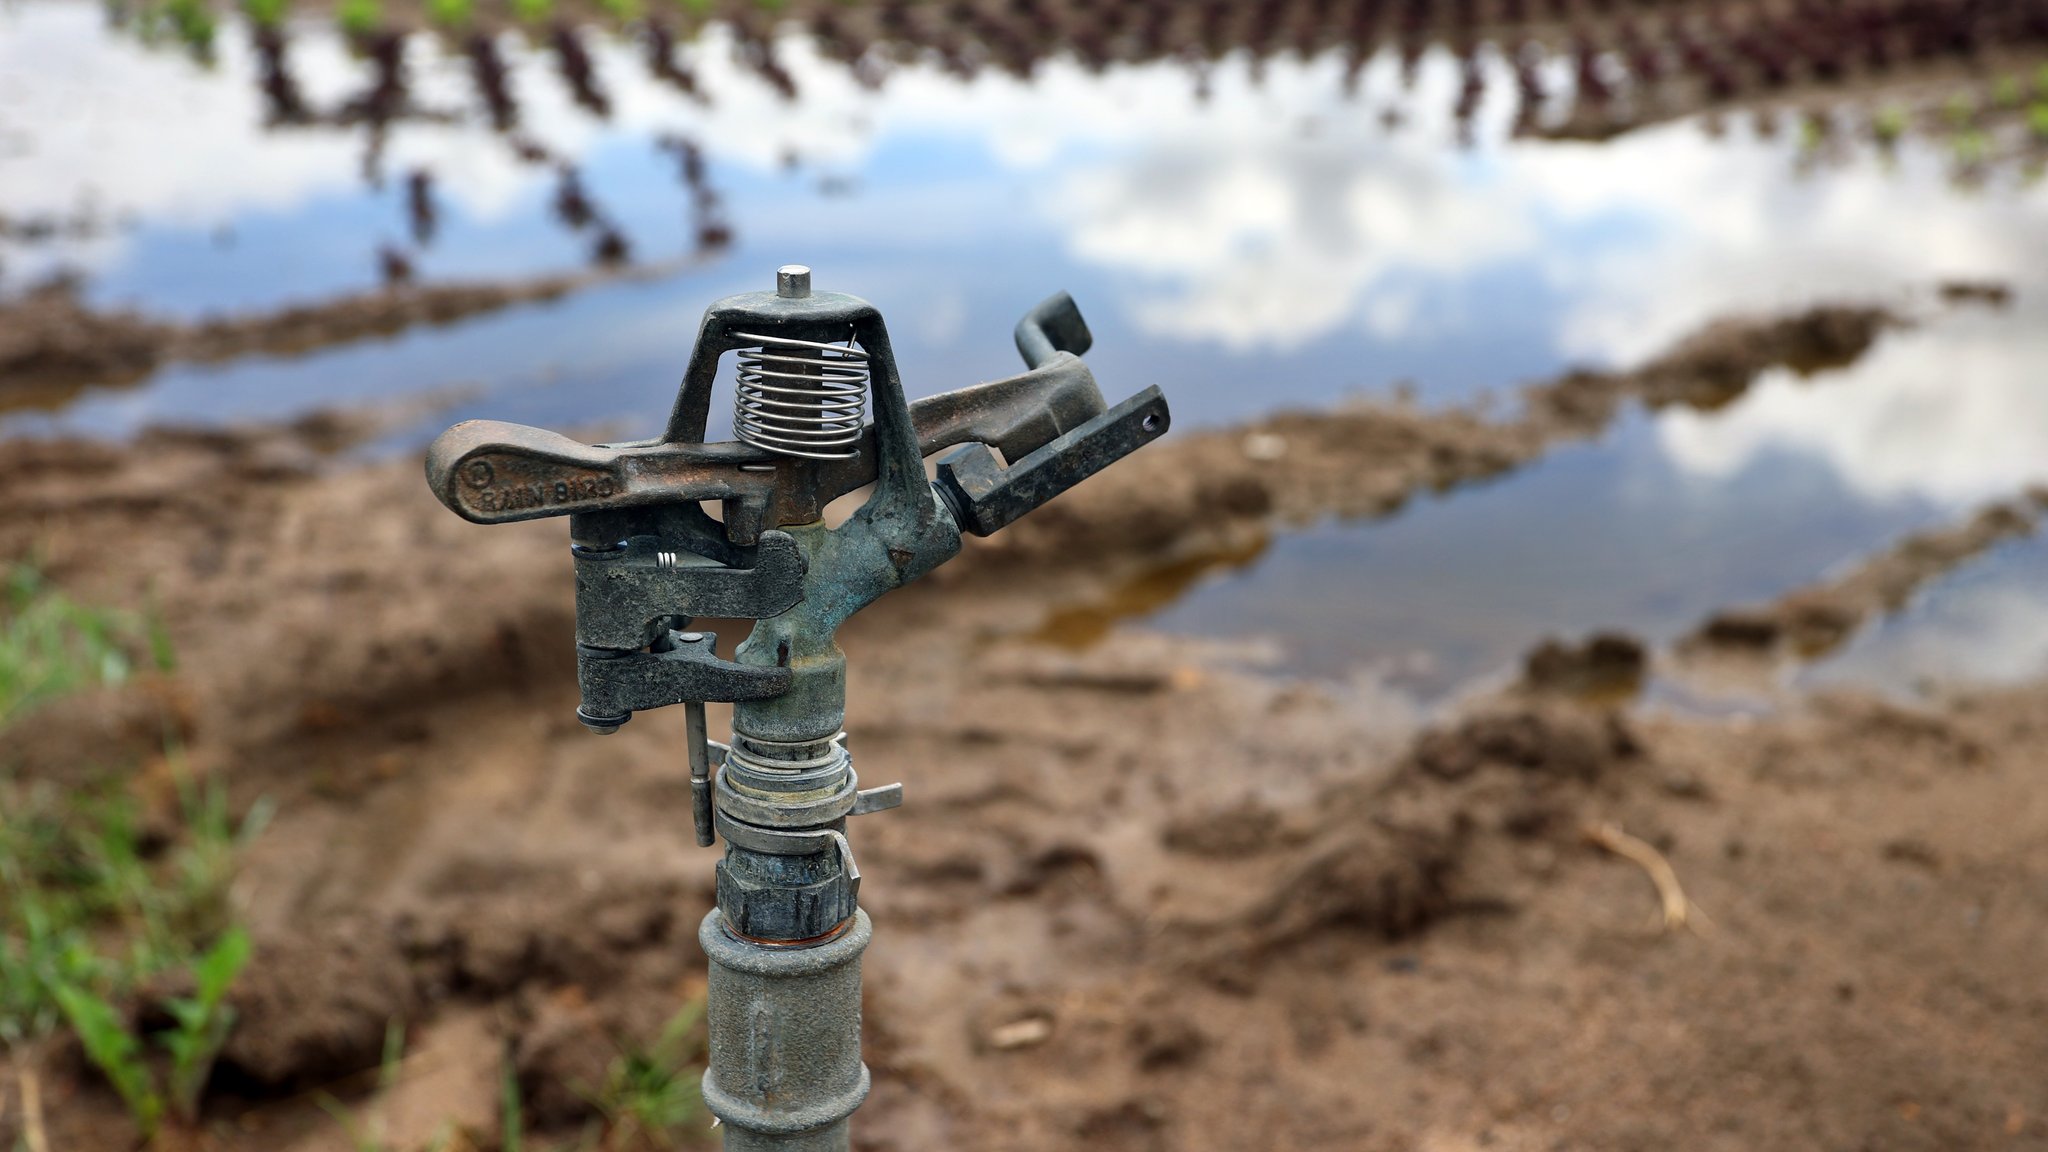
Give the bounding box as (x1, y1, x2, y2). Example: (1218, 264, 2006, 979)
(160, 925, 252, 1118)
(239, 0, 287, 29)
(1993, 74, 2023, 109)
(338, 0, 383, 38)
(52, 926, 251, 1135)
(0, 563, 170, 731)
(1944, 91, 1977, 128)
(510, 0, 554, 24)
(1798, 113, 1828, 151)
(503, 1051, 525, 1152)
(1871, 105, 1906, 145)
(1, 762, 268, 1140)
(165, 0, 218, 56)
(1953, 128, 1988, 167)
(426, 0, 474, 29)
(51, 981, 161, 1132)
(578, 1001, 705, 1149)
(2030, 101, 2048, 141)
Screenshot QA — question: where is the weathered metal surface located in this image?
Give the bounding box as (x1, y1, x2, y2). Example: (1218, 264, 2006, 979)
(423, 268, 1171, 1151)
(1014, 289, 1094, 368)
(689, 701, 716, 847)
(700, 910, 871, 1152)
(906, 354, 1106, 464)
(934, 384, 1171, 538)
(714, 824, 861, 941)
(574, 630, 790, 732)
(424, 358, 1110, 533)
(572, 530, 806, 651)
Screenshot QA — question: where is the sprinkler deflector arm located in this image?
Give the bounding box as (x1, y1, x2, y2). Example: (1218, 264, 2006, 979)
(423, 344, 1112, 539)
(422, 271, 1169, 1151)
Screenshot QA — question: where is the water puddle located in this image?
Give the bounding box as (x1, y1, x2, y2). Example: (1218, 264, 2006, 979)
(4, 2, 2047, 700)
(1803, 531, 2048, 698)
(5, 1, 2045, 443)
(1134, 297, 2048, 702)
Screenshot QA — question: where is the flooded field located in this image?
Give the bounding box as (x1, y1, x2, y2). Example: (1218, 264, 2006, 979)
(5, 0, 2048, 1149)
(7, 0, 2046, 699)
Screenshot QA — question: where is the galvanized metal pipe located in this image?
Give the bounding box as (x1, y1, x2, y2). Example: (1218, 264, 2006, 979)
(699, 910, 873, 1151)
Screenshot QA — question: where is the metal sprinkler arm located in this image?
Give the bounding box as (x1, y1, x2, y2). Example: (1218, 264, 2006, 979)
(422, 266, 1169, 1151)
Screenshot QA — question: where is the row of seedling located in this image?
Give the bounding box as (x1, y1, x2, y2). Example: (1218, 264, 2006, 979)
(1756, 65, 2048, 186)
(113, 0, 2048, 70)
(119, 0, 2048, 124)
(777, 0, 2048, 85)
(227, 9, 733, 277)
(109, 0, 2048, 187)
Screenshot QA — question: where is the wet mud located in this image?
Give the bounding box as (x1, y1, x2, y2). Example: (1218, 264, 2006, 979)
(4, 298, 2047, 1151)
(960, 302, 1905, 628)
(1683, 491, 2048, 662)
(0, 262, 689, 414)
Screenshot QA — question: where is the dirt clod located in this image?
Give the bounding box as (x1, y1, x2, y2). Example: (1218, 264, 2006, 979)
(218, 920, 417, 1090)
(1522, 632, 1647, 698)
(515, 987, 614, 1127)
(1409, 703, 1641, 783)
(1128, 1014, 1207, 1072)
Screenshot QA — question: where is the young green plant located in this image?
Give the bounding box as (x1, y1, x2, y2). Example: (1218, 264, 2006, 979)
(581, 1000, 705, 1148)
(0, 562, 169, 730)
(240, 0, 287, 29)
(49, 926, 253, 1137)
(2, 726, 265, 1138)
(338, 0, 383, 39)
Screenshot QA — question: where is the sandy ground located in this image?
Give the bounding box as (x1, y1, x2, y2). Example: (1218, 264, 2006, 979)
(3, 290, 2045, 1151)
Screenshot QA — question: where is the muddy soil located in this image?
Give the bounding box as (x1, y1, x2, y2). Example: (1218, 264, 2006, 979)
(0, 261, 688, 415)
(1684, 492, 2048, 663)
(4, 298, 2047, 1151)
(956, 301, 1906, 615)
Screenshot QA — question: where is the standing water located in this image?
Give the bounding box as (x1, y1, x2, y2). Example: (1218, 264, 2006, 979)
(3, 0, 2045, 701)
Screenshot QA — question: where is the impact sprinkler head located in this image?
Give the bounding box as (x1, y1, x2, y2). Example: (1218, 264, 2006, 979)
(423, 265, 1169, 1147)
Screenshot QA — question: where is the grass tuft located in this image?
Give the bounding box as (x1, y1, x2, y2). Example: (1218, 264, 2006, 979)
(338, 0, 384, 38)
(427, 0, 475, 29)
(574, 1000, 706, 1149)
(0, 563, 168, 731)
(1, 746, 266, 1138)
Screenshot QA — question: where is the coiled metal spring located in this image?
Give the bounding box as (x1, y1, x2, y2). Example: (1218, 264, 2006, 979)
(731, 330, 869, 460)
